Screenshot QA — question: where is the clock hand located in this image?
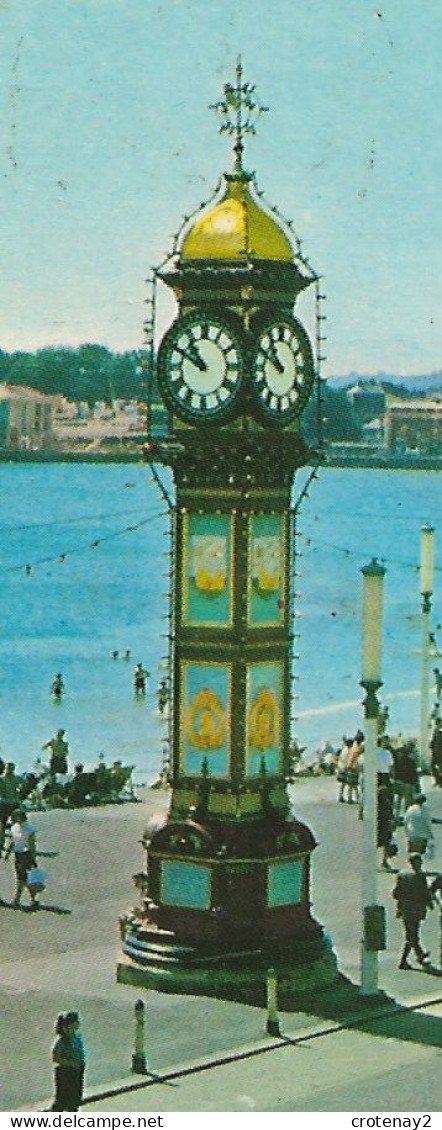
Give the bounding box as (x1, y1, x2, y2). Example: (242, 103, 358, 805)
(266, 342, 284, 374)
(176, 344, 207, 372)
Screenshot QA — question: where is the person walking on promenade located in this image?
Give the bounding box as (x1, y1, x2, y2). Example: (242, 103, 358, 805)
(392, 853, 433, 969)
(349, 730, 364, 803)
(0, 762, 6, 904)
(42, 729, 69, 777)
(336, 738, 353, 802)
(50, 1011, 86, 1112)
(3, 808, 39, 909)
(433, 667, 442, 702)
(404, 794, 434, 858)
(378, 780, 396, 871)
(0, 759, 5, 868)
(376, 735, 394, 784)
(393, 741, 419, 820)
(430, 722, 442, 786)
(0, 762, 22, 852)
(337, 732, 362, 804)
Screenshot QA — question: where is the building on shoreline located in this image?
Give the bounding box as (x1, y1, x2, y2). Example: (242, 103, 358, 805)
(384, 393, 442, 454)
(346, 380, 386, 425)
(50, 397, 147, 453)
(0, 383, 54, 450)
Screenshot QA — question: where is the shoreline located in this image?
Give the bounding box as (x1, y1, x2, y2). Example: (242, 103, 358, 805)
(324, 452, 442, 471)
(0, 449, 142, 463)
(0, 449, 441, 470)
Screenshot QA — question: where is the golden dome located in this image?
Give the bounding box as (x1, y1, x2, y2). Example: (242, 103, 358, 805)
(180, 175, 293, 263)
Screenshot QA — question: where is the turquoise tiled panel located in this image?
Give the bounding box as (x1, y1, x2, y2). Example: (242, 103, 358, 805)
(184, 512, 232, 625)
(161, 860, 211, 909)
(267, 860, 302, 907)
(249, 512, 285, 626)
(181, 661, 230, 777)
(245, 660, 283, 776)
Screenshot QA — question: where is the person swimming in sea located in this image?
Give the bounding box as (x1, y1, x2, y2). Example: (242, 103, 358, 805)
(134, 663, 149, 696)
(51, 674, 65, 701)
(157, 678, 170, 715)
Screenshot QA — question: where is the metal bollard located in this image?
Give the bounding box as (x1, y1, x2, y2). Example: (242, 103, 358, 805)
(266, 967, 281, 1037)
(132, 999, 148, 1074)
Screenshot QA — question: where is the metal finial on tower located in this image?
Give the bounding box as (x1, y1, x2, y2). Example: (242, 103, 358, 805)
(210, 56, 268, 175)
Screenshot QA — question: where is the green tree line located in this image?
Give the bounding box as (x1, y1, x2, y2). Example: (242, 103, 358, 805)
(0, 344, 360, 440)
(0, 344, 154, 407)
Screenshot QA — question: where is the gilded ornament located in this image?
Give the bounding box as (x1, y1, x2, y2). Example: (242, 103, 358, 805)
(186, 687, 226, 750)
(248, 687, 279, 750)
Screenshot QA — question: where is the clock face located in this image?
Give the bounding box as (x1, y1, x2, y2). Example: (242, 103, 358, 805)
(157, 311, 244, 423)
(251, 316, 314, 424)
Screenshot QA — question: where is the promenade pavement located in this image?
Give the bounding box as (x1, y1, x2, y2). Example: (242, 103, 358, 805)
(80, 1000, 442, 1112)
(3, 775, 442, 1113)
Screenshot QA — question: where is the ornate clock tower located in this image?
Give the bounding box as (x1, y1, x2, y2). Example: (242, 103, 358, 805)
(118, 63, 337, 1002)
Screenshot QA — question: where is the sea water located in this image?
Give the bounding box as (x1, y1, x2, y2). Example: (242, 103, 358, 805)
(0, 462, 439, 778)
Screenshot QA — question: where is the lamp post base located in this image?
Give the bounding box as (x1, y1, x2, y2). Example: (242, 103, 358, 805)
(360, 947, 380, 997)
(131, 1054, 148, 1075)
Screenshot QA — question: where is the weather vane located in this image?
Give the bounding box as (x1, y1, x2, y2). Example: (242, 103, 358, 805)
(210, 56, 268, 175)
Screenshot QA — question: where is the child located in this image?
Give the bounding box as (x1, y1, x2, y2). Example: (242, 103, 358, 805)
(51, 1012, 86, 1112)
(4, 809, 39, 909)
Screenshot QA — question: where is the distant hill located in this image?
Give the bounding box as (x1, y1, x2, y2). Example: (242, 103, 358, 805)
(329, 371, 442, 394)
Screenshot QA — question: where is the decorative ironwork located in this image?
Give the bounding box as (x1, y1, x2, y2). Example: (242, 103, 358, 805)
(210, 55, 268, 176)
(315, 279, 327, 454)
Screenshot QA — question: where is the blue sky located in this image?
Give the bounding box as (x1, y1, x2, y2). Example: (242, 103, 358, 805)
(0, 0, 441, 375)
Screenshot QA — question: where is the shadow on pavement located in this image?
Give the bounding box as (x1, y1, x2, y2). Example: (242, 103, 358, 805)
(280, 972, 442, 1051)
(0, 901, 71, 915)
(36, 903, 72, 915)
(80, 979, 442, 1111)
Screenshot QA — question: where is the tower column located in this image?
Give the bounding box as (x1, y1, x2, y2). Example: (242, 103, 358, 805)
(118, 64, 338, 1003)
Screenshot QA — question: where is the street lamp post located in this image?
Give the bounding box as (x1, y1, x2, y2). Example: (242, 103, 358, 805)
(360, 559, 386, 996)
(419, 526, 434, 774)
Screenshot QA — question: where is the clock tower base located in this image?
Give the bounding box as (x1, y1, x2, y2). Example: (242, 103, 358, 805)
(117, 806, 339, 1004)
(117, 931, 338, 1006)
